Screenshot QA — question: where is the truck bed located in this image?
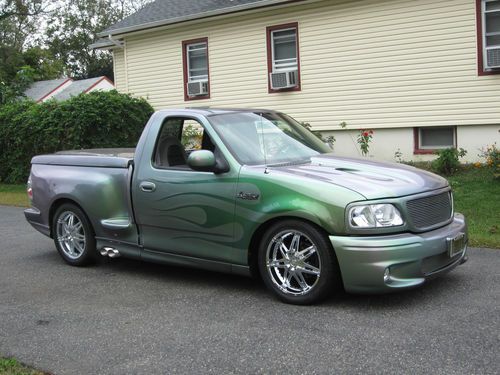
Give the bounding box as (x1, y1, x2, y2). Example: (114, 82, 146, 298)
(26, 147, 138, 250)
(32, 148, 135, 168)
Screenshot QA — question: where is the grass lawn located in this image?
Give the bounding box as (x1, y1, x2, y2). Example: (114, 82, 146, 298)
(0, 167, 498, 248)
(0, 184, 29, 207)
(0, 357, 46, 375)
(448, 167, 499, 249)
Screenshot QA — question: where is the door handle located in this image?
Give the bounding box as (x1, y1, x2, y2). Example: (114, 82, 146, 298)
(140, 181, 156, 192)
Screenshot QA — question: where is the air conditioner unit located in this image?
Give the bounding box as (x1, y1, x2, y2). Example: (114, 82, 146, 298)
(486, 48, 500, 69)
(187, 81, 209, 97)
(270, 70, 298, 90)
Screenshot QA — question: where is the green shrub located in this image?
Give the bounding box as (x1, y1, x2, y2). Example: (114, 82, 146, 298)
(0, 90, 154, 183)
(431, 147, 467, 176)
(478, 143, 499, 179)
(299, 121, 336, 148)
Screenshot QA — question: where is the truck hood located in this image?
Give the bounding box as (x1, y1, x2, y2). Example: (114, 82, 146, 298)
(270, 154, 448, 200)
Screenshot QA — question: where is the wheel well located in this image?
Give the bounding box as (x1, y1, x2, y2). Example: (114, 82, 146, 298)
(247, 216, 331, 279)
(48, 198, 87, 238)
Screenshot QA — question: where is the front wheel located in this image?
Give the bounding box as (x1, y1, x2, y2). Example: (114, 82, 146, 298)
(258, 220, 341, 305)
(52, 203, 96, 266)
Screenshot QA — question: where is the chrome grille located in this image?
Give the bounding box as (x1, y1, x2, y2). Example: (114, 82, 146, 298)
(406, 191, 452, 230)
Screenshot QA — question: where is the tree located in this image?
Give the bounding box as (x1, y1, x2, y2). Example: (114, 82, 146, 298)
(0, 0, 62, 102)
(0, 0, 152, 102)
(45, 0, 153, 80)
(0, 0, 44, 22)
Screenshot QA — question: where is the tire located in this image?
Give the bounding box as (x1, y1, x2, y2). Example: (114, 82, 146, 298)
(52, 203, 96, 266)
(258, 220, 341, 305)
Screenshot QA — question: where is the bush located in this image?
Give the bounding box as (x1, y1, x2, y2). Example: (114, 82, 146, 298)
(431, 147, 467, 176)
(478, 143, 500, 179)
(0, 90, 154, 183)
(299, 121, 337, 148)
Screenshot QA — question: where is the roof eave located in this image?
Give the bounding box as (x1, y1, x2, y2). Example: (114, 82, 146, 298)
(89, 41, 114, 50)
(97, 0, 303, 38)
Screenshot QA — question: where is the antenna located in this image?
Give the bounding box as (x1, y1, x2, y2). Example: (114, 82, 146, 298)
(259, 112, 268, 169)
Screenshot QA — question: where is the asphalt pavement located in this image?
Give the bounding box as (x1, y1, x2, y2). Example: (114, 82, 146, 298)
(0, 205, 499, 374)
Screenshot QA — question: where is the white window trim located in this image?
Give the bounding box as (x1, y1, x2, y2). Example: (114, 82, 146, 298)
(186, 42, 208, 82)
(271, 27, 298, 73)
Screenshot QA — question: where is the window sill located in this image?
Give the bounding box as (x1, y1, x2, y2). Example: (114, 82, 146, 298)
(413, 148, 455, 155)
(268, 85, 301, 94)
(184, 95, 210, 101)
(478, 68, 500, 76)
(413, 149, 437, 155)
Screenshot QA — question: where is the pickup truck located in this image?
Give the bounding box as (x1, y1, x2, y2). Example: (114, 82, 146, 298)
(24, 108, 468, 304)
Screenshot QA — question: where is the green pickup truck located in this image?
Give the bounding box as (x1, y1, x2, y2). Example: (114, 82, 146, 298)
(24, 108, 468, 304)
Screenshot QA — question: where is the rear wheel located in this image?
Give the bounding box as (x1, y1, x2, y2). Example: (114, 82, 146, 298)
(258, 220, 341, 305)
(52, 203, 96, 266)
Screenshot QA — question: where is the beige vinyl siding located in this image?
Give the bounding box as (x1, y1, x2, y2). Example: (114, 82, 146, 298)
(117, 0, 500, 131)
(112, 49, 127, 92)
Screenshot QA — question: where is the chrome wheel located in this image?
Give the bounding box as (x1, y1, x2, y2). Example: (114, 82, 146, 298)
(266, 230, 321, 296)
(56, 211, 86, 260)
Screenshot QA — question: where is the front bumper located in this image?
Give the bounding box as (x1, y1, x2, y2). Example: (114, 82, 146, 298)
(330, 213, 468, 294)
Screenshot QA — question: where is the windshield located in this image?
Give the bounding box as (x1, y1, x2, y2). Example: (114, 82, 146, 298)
(208, 112, 331, 165)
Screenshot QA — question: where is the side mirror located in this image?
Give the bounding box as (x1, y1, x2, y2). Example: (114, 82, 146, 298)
(187, 150, 216, 172)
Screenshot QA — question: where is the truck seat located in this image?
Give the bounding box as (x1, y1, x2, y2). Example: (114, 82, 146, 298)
(155, 137, 187, 167)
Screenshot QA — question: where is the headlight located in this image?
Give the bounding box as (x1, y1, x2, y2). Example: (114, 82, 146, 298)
(349, 204, 404, 228)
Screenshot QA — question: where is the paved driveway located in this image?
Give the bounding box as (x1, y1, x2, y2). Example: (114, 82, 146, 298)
(0, 205, 499, 374)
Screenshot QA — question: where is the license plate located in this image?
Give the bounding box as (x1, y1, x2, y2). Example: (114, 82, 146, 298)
(447, 232, 466, 258)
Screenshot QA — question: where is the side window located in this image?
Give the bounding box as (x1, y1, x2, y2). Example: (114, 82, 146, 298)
(267, 23, 301, 92)
(153, 117, 216, 169)
(479, 0, 500, 73)
(181, 119, 204, 150)
(182, 38, 210, 100)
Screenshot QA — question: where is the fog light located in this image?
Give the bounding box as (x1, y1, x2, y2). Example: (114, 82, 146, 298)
(383, 268, 390, 283)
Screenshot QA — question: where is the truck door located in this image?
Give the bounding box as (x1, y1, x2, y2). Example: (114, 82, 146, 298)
(132, 116, 241, 265)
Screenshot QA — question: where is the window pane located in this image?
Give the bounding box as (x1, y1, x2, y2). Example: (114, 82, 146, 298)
(486, 13, 500, 34)
(420, 127, 455, 148)
(485, 1, 500, 12)
(182, 120, 204, 150)
(272, 29, 297, 71)
(187, 43, 208, 81)
(209, 112, 330, 165)
(486, 34, 500, 46)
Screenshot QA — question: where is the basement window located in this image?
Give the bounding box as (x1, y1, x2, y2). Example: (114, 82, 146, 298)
(414, 127, 456, 154)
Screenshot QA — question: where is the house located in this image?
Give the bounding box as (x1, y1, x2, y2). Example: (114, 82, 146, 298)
(24, 76, 114, 103)
(91, 0, 500, 162)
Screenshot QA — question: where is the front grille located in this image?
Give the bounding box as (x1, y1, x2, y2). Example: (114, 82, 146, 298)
(406, 191, 452, 230)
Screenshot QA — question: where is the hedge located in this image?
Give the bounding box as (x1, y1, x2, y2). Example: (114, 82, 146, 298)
(0, 90, 154, 183)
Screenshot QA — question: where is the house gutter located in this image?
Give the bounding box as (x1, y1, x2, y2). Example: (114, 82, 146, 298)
(97, 0, 306, 38)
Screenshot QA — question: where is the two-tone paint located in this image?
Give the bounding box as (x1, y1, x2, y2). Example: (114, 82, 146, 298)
(25, 108, 468, 293)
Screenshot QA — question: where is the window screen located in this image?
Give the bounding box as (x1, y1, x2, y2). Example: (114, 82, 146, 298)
(272, 28, 298, 72)
(186, 42, 208, 81)
(485, 0, 500, 48)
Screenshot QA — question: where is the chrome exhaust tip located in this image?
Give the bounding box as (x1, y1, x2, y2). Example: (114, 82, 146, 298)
(99, 248, 109, 256)
(108, 248, 120, 258)
(100, 247, 121, 258)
